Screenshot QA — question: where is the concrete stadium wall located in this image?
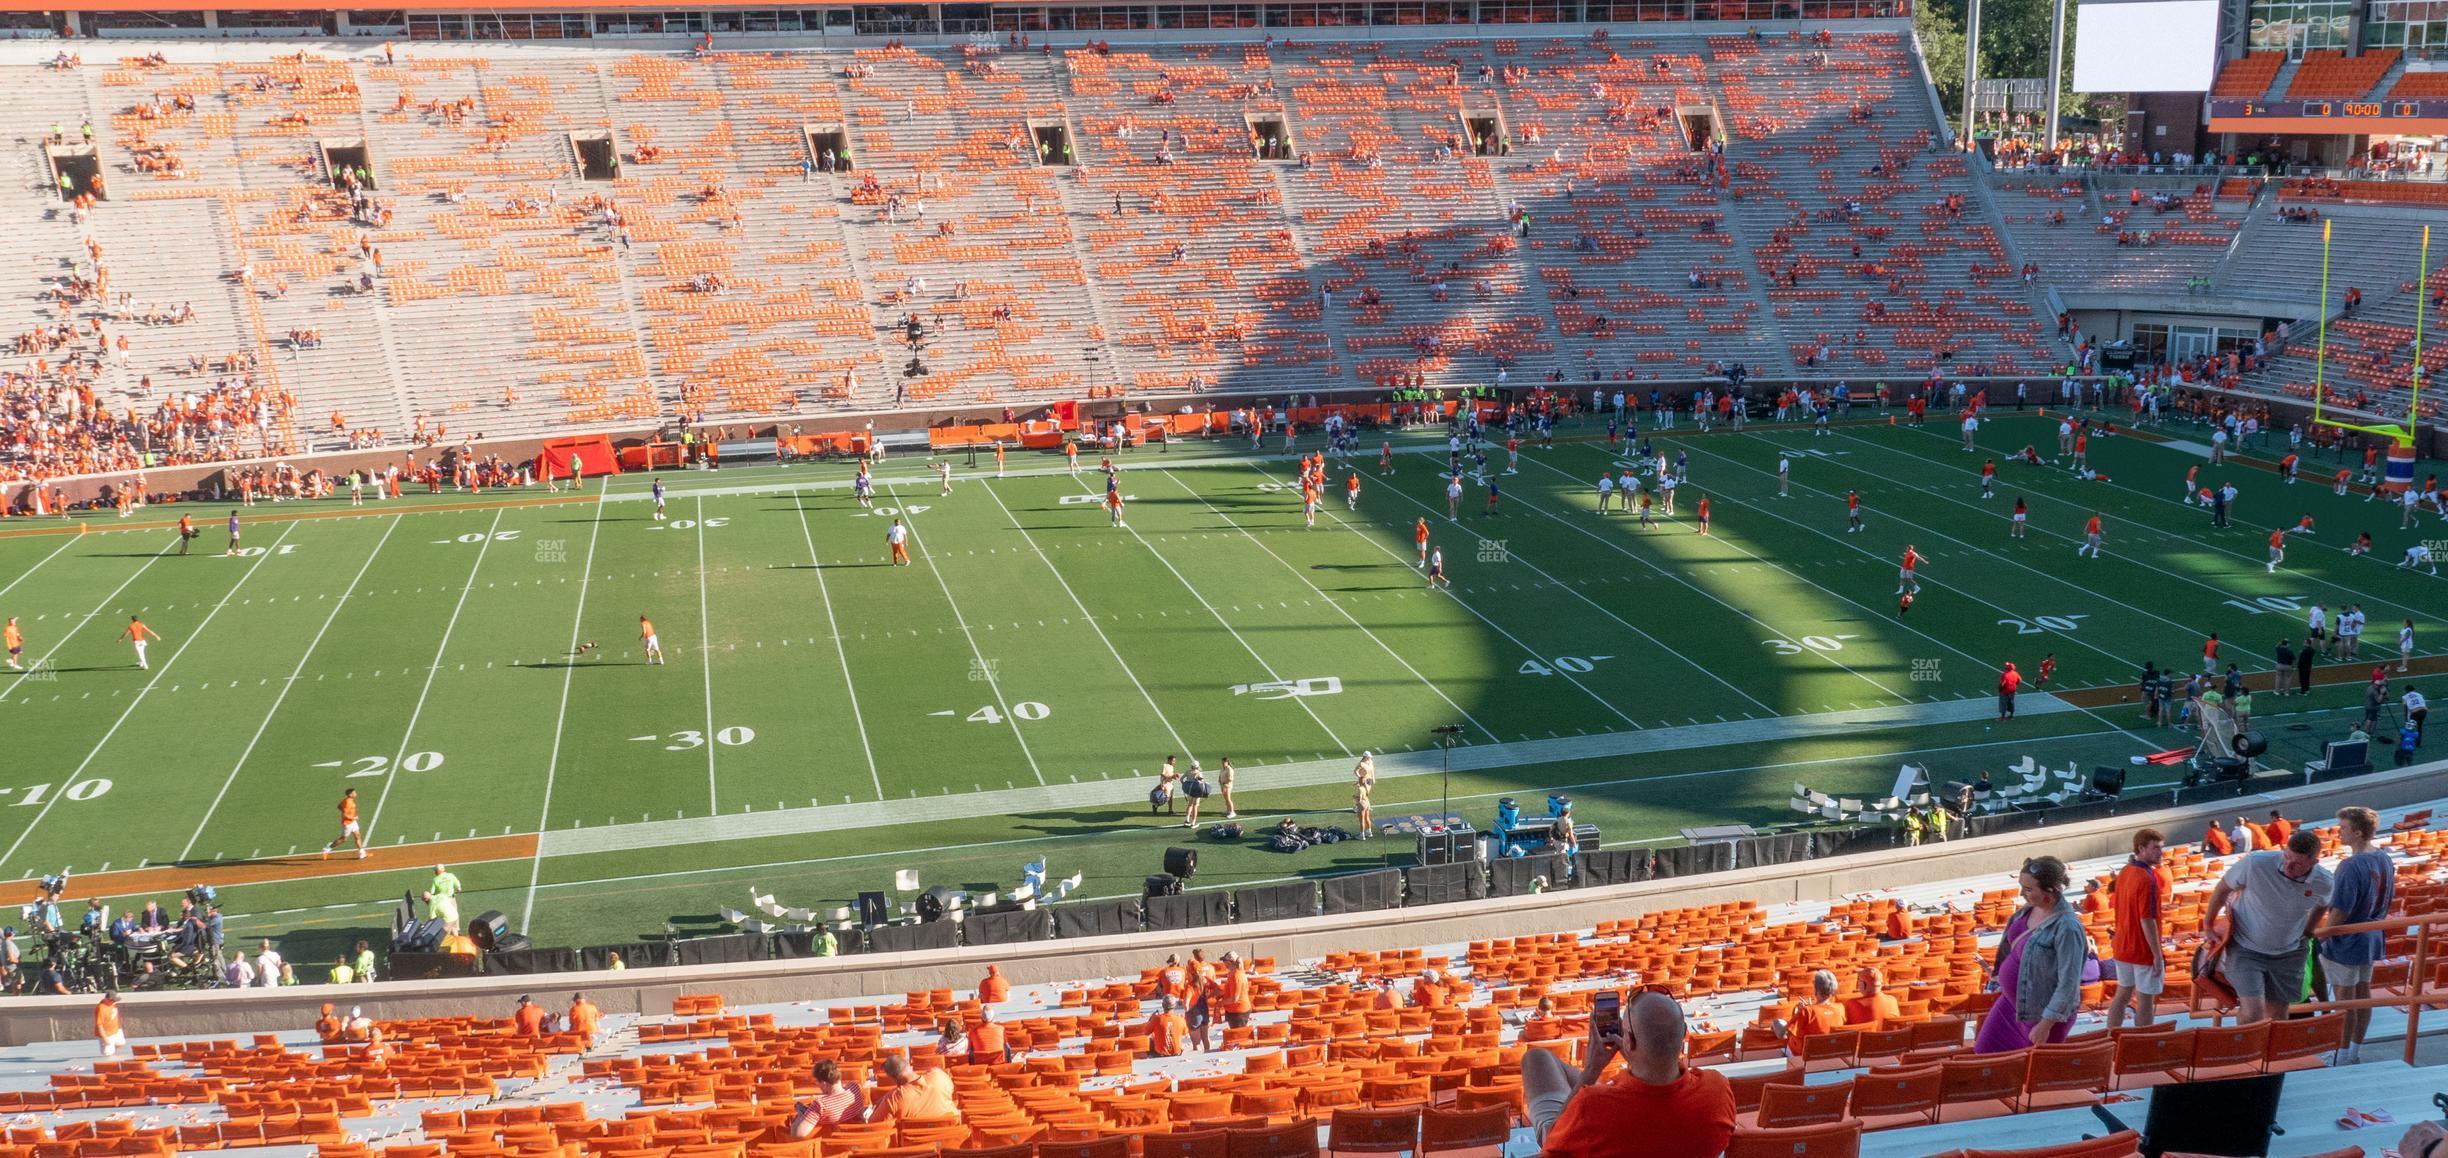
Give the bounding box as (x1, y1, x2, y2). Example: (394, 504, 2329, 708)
(0, 755, 2439, 1048)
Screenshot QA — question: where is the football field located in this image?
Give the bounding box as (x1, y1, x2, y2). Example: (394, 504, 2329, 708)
(0, 411, 2438, 958)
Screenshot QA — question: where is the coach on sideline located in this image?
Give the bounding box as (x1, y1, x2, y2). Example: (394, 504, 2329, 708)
(1520, 990, 1733, 1158)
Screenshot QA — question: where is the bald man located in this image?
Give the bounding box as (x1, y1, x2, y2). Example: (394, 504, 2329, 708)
(1523, 990, 1733, 1158)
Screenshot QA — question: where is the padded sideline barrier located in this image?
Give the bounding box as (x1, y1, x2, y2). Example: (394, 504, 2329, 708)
(868, 920, 958, 955)
(1051, 897, 1142, 938)
(962, 907, 1054, 947)
(1320, 869, 1403, 915)
(1403, 861, 1487, 906)
(1232, 881, 1318, 925)
(580, 942, 670, 971)
(1144, 890, 1232, 932)
(1491, 853, 1566, 897)
(1574, 848, 1648, 887)
(483, 946, 581, 976)
(673, 932, 769, 967)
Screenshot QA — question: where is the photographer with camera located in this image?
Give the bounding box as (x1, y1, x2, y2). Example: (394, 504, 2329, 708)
(1519, 990, 1733, 1158)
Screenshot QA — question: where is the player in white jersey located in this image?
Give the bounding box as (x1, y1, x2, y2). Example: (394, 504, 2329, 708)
(2404, 542, 2439, 574)
(652, 477, 667, 521)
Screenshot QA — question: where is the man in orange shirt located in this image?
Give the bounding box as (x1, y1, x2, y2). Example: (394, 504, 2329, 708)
(1145, 995, 1189, 1057)
(639, 615, 665, 665)
(94, 992, 124, 1057)
(1780, 969, 1846, 1044)
(2107, 827, 2168, 1030)
(511, 995, 546, 1036)
(967, 1007, 1010, 1065)
(568, 993, 601, 1044)
(872, 1054, 961, 1123)
(2264, 810, 2294, 848)
(119, 615, 161, 670)
(313, 1002, 344, 1043)
(2205, 820, 2234, 856)
(1843, 967, 1900, 1028)
(323, 788, 366, 859)
(978, 963, 1009, 1004)
(1524, 991, 1733, 1158)
(1409, 968, 1449, 1010)
(1414, 517, 1431, 567)
(3, 617, 20, 670)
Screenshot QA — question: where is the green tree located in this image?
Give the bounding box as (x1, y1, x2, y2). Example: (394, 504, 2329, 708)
(1917, 0, 1970, 118)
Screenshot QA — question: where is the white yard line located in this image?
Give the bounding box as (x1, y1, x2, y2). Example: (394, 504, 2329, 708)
(1330, 453, 1778, 716)
(1594, 441, 2163, 749)
(696, 497, 719, 814)
(977, 478, 1195, 759)
(1162, 468, 1500, 743)
(1060, 471, 1352, 756)
(177, 515, 403, 861)
(0, 522, 300, 868)
(1502, 450, 1910, 703)
(3, 545, 171, 688)
(362, 508, 506, 845)
(519, 491, 608, 930)
(790, 490, 883, 800)
(881, 481, 1048, 786)
(0, 534, 77, 602)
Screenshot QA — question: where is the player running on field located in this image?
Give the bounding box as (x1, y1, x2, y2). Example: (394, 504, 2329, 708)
(2078, 512, 2104, 558)
(1414, 517, 1431, 568)
(1107, 487, 1126, 527)
(887, 517, 910, 565)
(1302, 480, 1319, 529)
(176, 514, 195, 555)
(120, 616, 160, 670)
(1846, 490, 1864, 533)
(1426, 545, 1450, 590)
(640, 615, 665, 665)
(1379, 442, 1394, 476)
(652, 477, 667, 522)
(1980, 459, 1997, 499)
(2038, 652, 2057, 687)
(323, 788, 367, 859)
(2405, 543, 2440, 575)
(1067, 442, 1080, 474)
(2403, 620, 2419, 672)
(225, 511, 242, 556)
(1897, 545, 1923, 596)
(4, 617, 20, 671)
(1346, 472, 1361, 511)
(2267, 528, 2286, 573)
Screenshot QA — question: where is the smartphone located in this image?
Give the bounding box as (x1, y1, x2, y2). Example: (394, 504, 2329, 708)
(1591, 990, 1621, 1036)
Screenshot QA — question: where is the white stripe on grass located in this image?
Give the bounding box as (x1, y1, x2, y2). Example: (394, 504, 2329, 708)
(0, 534, 77, 602)
(178, 515, 403, 861)
(1059, 470, 1351, 757)
(1, 542, 174, 693)
(1332, 452, 1777, 716)
(880, 481, 1047, 786)
(362, 508, 506, 846)
(695, 497, 718, 814)
(977, 478, 1195, 759)
(0, 522, 299, 868)
(789, 490, 882, 801)
(1497, 449, 1911, 703)
(1591, 440, 2161, 749)
(520, 489, 608, 930)
(1162, 467, 1501, 743)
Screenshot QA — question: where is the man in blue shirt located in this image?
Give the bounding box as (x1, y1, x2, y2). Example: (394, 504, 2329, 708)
(2321, 806, 2395, 1062)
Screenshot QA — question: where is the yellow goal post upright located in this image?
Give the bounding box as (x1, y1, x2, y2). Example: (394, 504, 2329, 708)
(2309, 218, 2424, 493)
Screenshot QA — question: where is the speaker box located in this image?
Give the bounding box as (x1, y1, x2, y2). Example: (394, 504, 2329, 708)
(2234, 730, 2269, 758)
(1143, 873, 1182, 899)
(916, 885, 958, 922)
(1162, 846, 1198, 878)
(469, 911, 510, 951)
(2089, 765, 2127, 797)
(2212, 756, 2251, 783)
(489, 932, 532, 954)
(1938, 780, 1976, 815)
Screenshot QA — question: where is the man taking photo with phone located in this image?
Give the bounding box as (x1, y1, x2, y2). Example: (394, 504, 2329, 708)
(1520, 989, 1734, 1158)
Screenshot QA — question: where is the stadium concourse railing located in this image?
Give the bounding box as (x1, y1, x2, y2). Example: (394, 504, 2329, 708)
(6, 376, 2106, 510)
(2198, 911, 2448, 1067)
(0, 754, 2440, 1047)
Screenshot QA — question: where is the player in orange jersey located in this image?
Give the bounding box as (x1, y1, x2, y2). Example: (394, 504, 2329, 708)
(1695, 494, 1711, 535)
(1345, 472, 1361, 511)
(1414, 517, 1430, 568)
(324, 787, 368, 859)
(176, 513, 195, 555)
(1301, 481, 1319, 529)
(640, 615, 665, 665)
(2267, 527, 2285, 573)
(2078, 512, 2103, 558)
(1896, 545, 1922, 596)
(119, 615, 161, 670)
(1379, 442, 1394, 476)
(1846, 489, 1863, 532)
(4, 617, 21, 671)
(2037, 653, 2056, 687)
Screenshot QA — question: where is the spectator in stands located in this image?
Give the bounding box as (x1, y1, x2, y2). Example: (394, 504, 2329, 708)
(2107, 827, 2169, 1030)
(313, 1002, 343, 1043)
(1974, 856, 2086, 1053)
(1777, 969, 1845, 1042)
(569, 993, 601, 1046)
(1211, 951, 1254, 1029)
(2265, 810, 2294, 846)
(1844, 966, 1900, 1027)
(2321, 806, 2394, 1062)
(92, 992, 124, 1057)
(968, 1006, 1010, 1065)
(872, 1053, 960, 1123)
(1145, 995, 1190, 1057)
(2204, 819, 2233, 856)
(2228, 815, 2255, 852)
(328, 955, 354, 985)
(788, 1059, 869, 1136)
(504, 995, 545, 1036)
(2206, 828, 2333, 1024)
(1523, 990, 1733, 1158)
(978, 963, 1009, 1003)
(933, 1018, 966, 1060)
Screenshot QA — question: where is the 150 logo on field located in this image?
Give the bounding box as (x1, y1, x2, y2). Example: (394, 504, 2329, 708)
(1231, 677, 1343, 700)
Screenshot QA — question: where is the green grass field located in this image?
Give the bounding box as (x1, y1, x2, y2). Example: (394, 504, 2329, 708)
(0, 411, 2437, 962)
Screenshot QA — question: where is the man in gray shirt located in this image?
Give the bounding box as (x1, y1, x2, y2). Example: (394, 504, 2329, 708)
(2205, 828, 2333, 1024)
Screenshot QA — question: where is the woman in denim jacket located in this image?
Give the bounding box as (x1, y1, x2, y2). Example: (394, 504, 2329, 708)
(1974, 854, 2090, 1052)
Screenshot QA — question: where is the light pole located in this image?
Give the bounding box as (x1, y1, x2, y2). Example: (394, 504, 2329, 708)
(1432, 724, 1465, 830)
